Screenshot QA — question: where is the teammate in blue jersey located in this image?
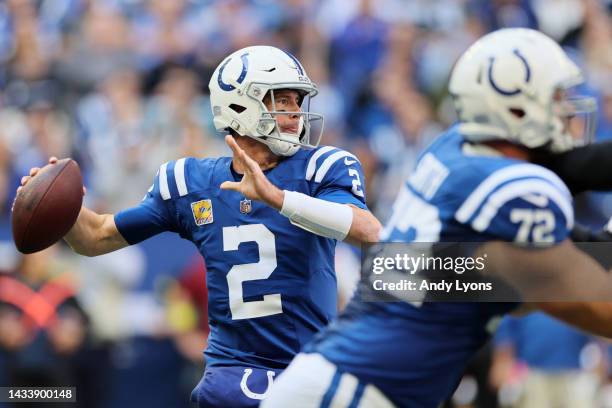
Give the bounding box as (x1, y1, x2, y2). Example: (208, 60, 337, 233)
(263, 29, 612, 408)
(18, 46, 381, 407)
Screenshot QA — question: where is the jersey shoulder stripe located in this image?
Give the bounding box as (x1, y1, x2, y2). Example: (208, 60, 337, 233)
(314, 150, 360, 183)
(159, 162, 171, 200)
(469, 177, 574, 232)
(305, 146, 360, 183)
(157, 158, 193, 201)
(174, 157, 188, 197)
(305, 146, 336, 180)
(455, 163, 571, 224)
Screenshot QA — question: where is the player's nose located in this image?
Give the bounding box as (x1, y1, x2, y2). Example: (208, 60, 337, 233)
(288, 99, 300, 113)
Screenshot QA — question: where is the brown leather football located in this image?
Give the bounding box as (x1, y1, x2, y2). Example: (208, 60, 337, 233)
(12, 159, 84, 254)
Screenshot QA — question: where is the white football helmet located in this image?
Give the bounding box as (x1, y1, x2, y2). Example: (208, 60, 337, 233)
(449, 28, 597, 152)
(208, 46, 324, 156)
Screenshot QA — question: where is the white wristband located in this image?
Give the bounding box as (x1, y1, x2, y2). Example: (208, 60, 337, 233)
(280, 190, 353, 240)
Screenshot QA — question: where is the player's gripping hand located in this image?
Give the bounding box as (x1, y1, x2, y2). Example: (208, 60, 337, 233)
(220, 135, 284, 209)
(13, 157, 86, 211)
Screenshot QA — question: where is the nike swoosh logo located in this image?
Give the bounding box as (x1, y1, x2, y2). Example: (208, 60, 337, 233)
(344, 157, 357, 166)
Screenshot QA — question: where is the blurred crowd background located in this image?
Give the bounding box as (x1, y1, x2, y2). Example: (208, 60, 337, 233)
(0, 0, 611, 407)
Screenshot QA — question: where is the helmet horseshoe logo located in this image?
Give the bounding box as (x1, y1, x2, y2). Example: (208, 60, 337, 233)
(488, 49, 531, 96)
(218, 53, 249, 91)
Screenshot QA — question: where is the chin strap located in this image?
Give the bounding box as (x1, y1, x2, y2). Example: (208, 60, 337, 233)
(262, 116, 305, 156)
(268, 136, 301, 156)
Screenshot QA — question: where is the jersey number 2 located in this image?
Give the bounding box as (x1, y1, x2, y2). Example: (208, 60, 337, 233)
(348, 168, 365, 198)
(223, 224, 282, 320)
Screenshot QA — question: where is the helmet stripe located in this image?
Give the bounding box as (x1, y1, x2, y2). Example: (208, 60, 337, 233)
(282, 50, 304, 76)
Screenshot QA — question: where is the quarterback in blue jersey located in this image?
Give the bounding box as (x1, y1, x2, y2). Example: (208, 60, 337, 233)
(264, 29, 612, 408)
(18, 46, 381, 407)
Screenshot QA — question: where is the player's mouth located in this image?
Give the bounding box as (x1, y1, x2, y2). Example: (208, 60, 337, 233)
(280, 125, 299, 134)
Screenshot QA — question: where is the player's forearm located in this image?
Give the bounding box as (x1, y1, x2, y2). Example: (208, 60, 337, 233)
(64, 207, 128, 256)
(345, 206, 382, 245)
(484, 241, 612, 337)
(279, 190, 380, 243)
(481, 240, 612, 301)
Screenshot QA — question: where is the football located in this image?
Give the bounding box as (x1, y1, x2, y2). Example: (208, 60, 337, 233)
(12, 159, 84, 254)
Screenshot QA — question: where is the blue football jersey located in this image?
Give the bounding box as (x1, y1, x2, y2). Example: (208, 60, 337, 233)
(305, 126, 574, 408)
(114, 146, 367, 370)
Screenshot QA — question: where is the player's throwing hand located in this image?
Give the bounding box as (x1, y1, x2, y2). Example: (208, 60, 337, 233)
(220, 135, 284, 210)
(13, 157, 86, 212)
(16, 157, 87, 195)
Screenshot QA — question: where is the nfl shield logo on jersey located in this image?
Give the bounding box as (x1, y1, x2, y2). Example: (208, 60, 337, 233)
(191, 199, 213, 226)
(240, 198, 252, 214)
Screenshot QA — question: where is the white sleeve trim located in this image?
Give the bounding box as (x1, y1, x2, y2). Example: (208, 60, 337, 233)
(174, 158, 188, 197)
(314, 150, 359, 183)
(305, 146, 336, 181)
(470, 179, 574, 232)
(455, 164, 571, 223)
(159, 162, 171, 200)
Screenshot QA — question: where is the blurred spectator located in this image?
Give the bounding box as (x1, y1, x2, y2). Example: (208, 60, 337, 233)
(0, 245, 96, 407)
(76, 68, 150, 210)
(532, 0, 585, 43)
(467, 0, 538, 31)
(0, 84, 73, 213)
(329, 0, 389, 120)
(74, 232, 201, 407)
(1, 1, 611, 406)
(131, 0, 198, 71)
(76, 65, 222, 211)
(143, 65, 223, 162)
(581, 0, 612, 94)
(55, 4, 133, 94)
(173, 254, 211, 396)
(490, 314, 602, 408)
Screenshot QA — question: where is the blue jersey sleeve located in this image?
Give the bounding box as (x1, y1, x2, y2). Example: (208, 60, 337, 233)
(455, 171, 574, 244)
(306, 147, 368, 209)
(114, 162, 180, 245)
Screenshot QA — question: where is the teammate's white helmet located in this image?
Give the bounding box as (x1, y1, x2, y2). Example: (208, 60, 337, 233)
(449, 28, 597, 152)
(209, 46, 324, 156)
